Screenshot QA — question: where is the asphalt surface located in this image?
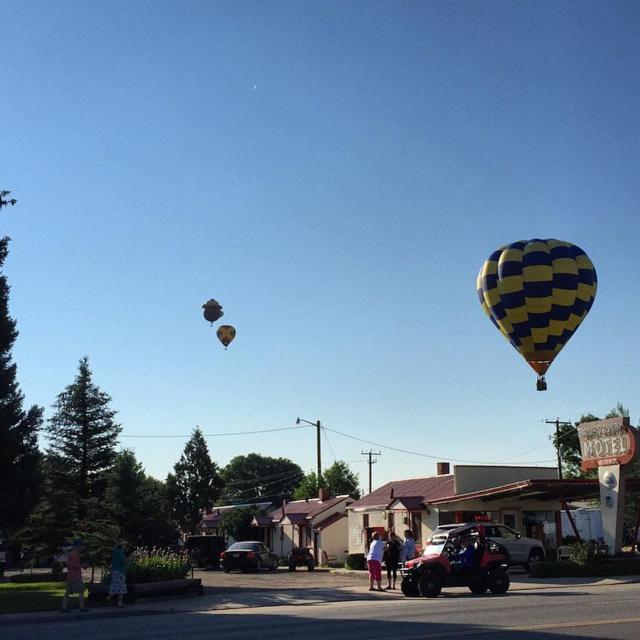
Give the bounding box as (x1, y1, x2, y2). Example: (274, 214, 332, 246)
(2, 580, 639, 640)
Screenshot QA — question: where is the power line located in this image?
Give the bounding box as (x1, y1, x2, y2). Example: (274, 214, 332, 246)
(323, 425, 556, 465)
(120, 425, 311, 438)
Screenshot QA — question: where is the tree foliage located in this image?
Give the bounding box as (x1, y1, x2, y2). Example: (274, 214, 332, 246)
(46, 356, 121, 521)
(293, 461, 361, 500)
(166, 428, 224, 534)
(0, 189, 44, 539)
(221, 453, 303, 504)
(105, 449, 177, 547)
(219, 505, 261, 542)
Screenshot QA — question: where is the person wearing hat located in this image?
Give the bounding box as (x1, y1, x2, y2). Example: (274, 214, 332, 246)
(62, 540, 88, 612)
(109, 542, 128, 607)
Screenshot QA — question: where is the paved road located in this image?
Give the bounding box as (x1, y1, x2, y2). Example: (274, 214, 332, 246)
(2, 581, 639, 640)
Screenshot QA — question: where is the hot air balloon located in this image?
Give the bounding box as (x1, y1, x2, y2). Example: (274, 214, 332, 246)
(203, 299, 224, 325)
(217, 325, 236, 350)
(477, 239, 597, 390)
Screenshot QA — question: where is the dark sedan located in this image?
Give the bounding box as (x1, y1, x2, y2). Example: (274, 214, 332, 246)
(221, 541, 279, 573)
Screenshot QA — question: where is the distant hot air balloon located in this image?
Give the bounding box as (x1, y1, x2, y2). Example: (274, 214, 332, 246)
(216, 325, 236, 350)
(203, 299, 224, 325)
(477, 239, 597, 390)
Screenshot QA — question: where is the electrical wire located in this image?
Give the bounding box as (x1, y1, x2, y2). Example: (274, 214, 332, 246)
(120, 425, 311, 438)
(321, 425, 338, 463)
(322, 425, 557, 465)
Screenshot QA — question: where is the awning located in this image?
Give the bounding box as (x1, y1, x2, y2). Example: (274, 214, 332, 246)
(429, 478, 640, 505)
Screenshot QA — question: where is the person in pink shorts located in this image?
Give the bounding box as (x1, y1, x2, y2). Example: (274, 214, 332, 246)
(366, 532, 385, 592)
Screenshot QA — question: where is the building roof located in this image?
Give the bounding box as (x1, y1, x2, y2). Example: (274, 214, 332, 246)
(349, 475, 454, 511)
(261, 495, 352, 525)
(201, 502, 273, 529)
(313, 512, 346, 531)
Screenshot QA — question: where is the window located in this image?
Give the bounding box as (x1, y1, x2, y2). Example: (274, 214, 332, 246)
(411, 512, 422, 544)
(363, 514, 370, 528)
(497, 526, 517, 539)
(387, 512, 395, 531)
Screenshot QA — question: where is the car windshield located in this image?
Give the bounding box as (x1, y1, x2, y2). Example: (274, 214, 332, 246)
(227, 542, 260, 551)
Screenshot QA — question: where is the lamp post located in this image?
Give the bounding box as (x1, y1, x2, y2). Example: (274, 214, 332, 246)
(296, 417, 322, 484)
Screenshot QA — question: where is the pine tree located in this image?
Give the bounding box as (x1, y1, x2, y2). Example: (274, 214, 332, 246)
(105, 449, 177, 547)
(0, 189, 44, 540)
(166, 428, 224, 534)
(46, 356, 121, 522)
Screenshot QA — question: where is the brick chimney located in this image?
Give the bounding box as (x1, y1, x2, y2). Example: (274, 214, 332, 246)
(437, 462, 450, 476)
(318, 487, 330, 502)
(390, 488, 395, 499)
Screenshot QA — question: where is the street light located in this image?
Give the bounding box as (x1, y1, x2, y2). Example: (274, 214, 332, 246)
(296, 417, 322, 483)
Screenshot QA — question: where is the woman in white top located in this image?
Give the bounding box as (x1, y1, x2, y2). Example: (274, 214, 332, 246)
(366, 532, 386, 592)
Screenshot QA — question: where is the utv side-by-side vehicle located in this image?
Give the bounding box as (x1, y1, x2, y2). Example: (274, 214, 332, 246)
(400, 524, 510, 598)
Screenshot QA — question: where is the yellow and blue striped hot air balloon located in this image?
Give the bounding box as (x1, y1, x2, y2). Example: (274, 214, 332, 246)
(477, 239, 597, 390)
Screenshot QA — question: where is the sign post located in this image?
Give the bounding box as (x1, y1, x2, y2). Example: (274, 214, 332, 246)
(577, 417, 638, 554)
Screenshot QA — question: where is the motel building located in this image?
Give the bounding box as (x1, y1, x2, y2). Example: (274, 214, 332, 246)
(347, 463, 640, 554)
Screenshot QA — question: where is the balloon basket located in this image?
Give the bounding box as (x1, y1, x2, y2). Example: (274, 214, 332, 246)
(536, 376, 547, 392)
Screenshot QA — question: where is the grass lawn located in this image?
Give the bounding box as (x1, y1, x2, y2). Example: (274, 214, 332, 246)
(0, 582, 79, 614)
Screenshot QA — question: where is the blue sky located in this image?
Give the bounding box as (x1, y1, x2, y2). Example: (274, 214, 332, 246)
(2, 0, 639, 490)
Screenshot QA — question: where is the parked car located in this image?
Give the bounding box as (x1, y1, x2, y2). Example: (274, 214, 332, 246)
(221, 541, 279, 573)
(400, 524, 510, 598)
(432, 523, 545, 572)
(288, 547, 315, 571)
(186, 535, 226, 569)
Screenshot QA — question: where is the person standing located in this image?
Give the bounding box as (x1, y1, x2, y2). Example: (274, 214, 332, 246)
(400, 529, 416, 564)
(109, 542, 128, 607)
(366, 532, 385, 592)
(62, 540, 87, 612)
(383, 531, 402, 590)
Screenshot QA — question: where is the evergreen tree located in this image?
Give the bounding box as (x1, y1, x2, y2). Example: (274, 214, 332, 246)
(105, 449, 178, 547)
(0, 189, 44, 540)
(46, 356, 121, 522)
(166, 428, 224, 534)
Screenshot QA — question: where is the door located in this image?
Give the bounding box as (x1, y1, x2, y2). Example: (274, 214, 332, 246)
(491, 525, 523, 562)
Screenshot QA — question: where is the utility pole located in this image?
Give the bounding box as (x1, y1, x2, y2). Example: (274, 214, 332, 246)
(316, 420, 322, 484)
(361, 450, 381, 493)
(546, 418, 573, 480)
(297, 417, 322, 484)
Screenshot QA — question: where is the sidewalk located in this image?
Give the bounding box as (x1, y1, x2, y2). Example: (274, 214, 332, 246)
(1, 574, 638, 627)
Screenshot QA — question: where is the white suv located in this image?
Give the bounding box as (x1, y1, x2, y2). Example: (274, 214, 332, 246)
(432, 523, 545, 572)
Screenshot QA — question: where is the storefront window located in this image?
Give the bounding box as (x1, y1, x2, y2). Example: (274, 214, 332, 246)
(524, 511, 555, 547)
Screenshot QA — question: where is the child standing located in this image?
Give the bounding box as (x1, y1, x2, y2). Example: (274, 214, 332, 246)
(62, 540, 87, 612)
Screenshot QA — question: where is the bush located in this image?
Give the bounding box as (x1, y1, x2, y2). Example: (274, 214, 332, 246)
(568, 540, 608, 567)
(345, 553, 365, 570)
(529, 560, 587, 578)
(104, 548, 190, 584)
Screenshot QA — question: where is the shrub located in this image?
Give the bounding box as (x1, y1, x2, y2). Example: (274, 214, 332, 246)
(104, 547, 190, 584)
(345, 553, 365, 570)
(529, 560, 587, 578)
(568, 540, 608, 567)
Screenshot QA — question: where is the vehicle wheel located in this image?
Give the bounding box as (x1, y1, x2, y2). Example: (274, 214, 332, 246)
(468, 579, 486, 594)
(419, 570, 442, 598)
(255, 559, 262, 572)
(400, 577, 420, 597)
(488, 570, 510, 595)
(525, 549, 544, 573)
